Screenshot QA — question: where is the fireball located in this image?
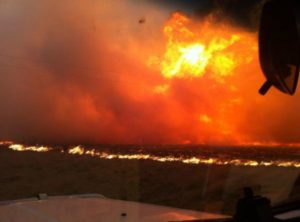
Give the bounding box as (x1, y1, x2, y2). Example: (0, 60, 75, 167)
(150, 12, 252, 82)
(148, 12, 259, 144)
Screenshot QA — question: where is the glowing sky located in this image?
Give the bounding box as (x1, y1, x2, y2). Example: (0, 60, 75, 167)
(0, 0, 300, 145)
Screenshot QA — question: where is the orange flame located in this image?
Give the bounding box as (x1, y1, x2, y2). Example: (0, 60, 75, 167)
(2, 141, 300, 168)
(148, 12, 260, 144)
(149, 12, 252, 81)
(0, 141, 13, 146)
(8, 144, 51, 152)
(68, 146, 85, 155)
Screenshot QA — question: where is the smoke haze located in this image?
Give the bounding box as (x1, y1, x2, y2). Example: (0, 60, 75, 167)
(0, 0, 299, 145)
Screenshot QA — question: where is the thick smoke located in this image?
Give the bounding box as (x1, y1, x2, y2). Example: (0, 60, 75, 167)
(0, 0, 300, 145)
(152, 0, 266, 30)
(0, 0, 169, 144)
(212, 0, 266, 29)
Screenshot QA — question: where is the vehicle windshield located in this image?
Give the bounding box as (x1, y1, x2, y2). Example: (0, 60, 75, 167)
(1, 0, 300, 217)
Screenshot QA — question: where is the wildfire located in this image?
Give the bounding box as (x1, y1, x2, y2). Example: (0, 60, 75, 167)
(8, 144, 51, 152)
(68, 146, 85, 155)
(2, 141, 300, 168)
(145, 12, 260, 144)
(0, 141, 13, 146)
(150, 12, 247, 80)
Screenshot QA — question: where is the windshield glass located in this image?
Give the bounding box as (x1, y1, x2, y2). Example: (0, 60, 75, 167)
(1, 0, 300, 217)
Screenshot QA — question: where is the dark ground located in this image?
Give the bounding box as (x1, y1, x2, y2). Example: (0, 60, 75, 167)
(1, 147, 300, 215)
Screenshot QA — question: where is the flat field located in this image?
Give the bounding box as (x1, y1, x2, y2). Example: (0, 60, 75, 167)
(1, 146, 300, 215)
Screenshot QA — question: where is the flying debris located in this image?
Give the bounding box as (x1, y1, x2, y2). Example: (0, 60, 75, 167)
(259, 0, 300, 95)
(138, 17, 146, 24)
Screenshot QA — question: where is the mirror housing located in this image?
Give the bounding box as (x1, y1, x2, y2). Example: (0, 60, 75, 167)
(259, 0, 300, 95)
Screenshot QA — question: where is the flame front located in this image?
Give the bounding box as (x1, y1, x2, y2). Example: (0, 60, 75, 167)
(68, 146, 85, 155)
(9, 144, 51, 152)
(2, 141, 300, 169)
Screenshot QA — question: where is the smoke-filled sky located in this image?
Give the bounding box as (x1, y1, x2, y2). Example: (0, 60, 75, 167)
(0, 0, 300, 145)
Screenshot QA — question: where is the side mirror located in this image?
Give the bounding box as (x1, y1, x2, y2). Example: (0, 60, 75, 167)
(259, 0, 300, 95)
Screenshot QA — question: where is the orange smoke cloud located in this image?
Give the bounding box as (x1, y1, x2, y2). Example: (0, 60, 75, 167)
(0, 1, 300, 145)
(147, 12, 260, 144)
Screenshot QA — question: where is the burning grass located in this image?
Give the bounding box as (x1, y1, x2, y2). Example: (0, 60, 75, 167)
(4, 142, 300, 168)
(1, 143, 300, 215)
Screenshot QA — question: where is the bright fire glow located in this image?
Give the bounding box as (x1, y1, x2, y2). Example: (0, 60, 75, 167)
(0, 141, 13, 145)
(9, 144, 51, 152)
(2, 142, 300, 168)
(68, 146, 85, 155)
(199, 115, 212, 123)
(145, 12, 261, 144)
(151, 12, 241, 80)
